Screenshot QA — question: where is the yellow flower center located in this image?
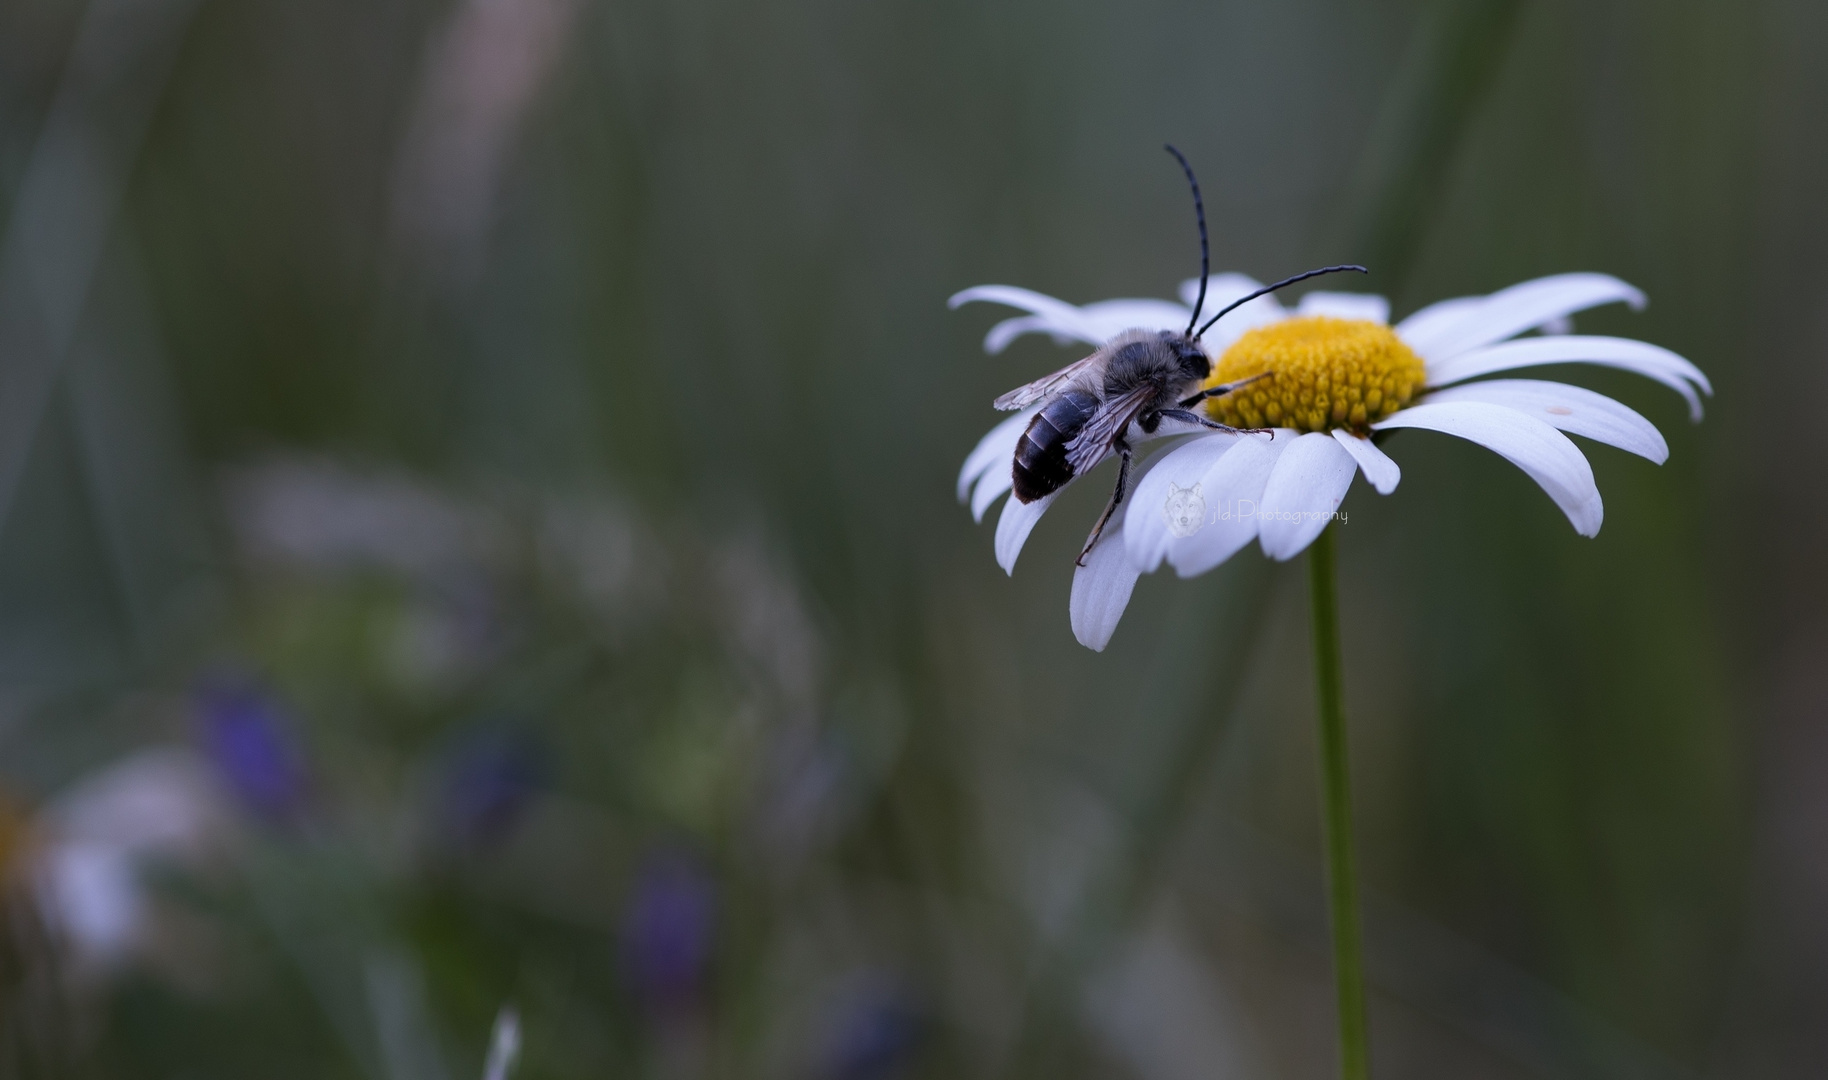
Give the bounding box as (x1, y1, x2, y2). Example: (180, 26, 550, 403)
(1203, 316, 1425, 434)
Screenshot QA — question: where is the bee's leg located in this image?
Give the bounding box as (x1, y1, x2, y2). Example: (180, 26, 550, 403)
(1076, 441, 1133, 567)
(1155, 408, 1274, 439)
(1178, 371, 1269, 408)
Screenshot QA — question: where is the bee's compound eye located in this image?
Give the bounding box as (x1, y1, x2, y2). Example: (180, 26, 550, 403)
(1168, 336, 1209, 371)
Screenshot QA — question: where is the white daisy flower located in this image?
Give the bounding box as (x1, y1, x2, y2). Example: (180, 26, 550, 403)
(953, 272, 1710, 650)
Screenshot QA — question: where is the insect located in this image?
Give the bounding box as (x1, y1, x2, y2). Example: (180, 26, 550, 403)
(995, 144, 1365, 564)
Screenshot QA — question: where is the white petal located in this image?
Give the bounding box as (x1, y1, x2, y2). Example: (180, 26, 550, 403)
(972, 466, 1014, 523)
(1296, 292, 1390, 324)
(948, 283, 1079, 318)
(958, 407, 1038, 503)
(1165, 433, 1288, 577)
(1077, 299, 1195, 341)
(1330, 430, 1401, 494)
(1402, 273, 1647, 363)
(950, 285, 1106, 353)
(1424, 335, 1711, 421)
(1421, 380, 1668, 464)
(969, 295, 1198, 355)
(1374, 401, 1603, 536)
(1179, 273, 1288, 350)
(1394, 295, 1483, 345)
(984, 314, 1082, 355)
(1257, 433, 1358, 561)
(1123, 434, 1238, 572)
(1178, 272, 1265, 310)
(1070, 499, 1141, 652)
(994, 490, 1058, 575)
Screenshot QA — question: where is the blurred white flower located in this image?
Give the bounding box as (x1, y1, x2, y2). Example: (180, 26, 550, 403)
(31, 748, 228, 971)
(483, 1005, 522, 1080)
(223, 457, 505, 581)
(955, 273, 1710, 650)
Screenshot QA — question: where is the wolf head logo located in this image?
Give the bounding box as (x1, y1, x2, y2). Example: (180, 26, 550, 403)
(1163, 481, 1206, 538)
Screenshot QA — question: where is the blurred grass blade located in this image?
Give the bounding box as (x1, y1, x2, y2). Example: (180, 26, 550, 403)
(0, 0, 199, 538)
(367, 950, 454, 1080)
(1333, 0, 1526, 287)
(1183, 819, 1700, 1080)
(65, 247, 221, 659)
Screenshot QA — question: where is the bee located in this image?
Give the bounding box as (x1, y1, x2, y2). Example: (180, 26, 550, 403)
(995, 144, 1365, 563)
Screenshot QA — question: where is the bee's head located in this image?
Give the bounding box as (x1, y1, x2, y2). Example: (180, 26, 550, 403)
(1160, 329, 1212, 382)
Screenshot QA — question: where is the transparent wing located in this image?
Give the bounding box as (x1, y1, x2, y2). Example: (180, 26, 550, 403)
(992, 351, 1103, 411)
(1063, 384, 1155, 475)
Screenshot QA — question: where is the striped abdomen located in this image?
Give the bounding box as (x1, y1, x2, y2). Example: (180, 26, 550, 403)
(1012, 390, 1099, 503)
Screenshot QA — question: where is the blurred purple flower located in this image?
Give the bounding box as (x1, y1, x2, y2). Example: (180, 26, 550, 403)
(195, 674, 309, 820)
(617, 850, 715, 1014)
(437, 727, 546, 845)
(822, 974, 923, 1080)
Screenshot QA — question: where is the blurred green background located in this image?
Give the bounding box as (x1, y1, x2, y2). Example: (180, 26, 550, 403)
(0, 0, 1820, 1075)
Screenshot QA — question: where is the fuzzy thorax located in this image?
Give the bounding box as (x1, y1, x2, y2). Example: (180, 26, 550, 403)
(1203, 317, 1425, 434)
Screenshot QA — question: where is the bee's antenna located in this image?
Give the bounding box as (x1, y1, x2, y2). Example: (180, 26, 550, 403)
(1163, 144, 1208, 339)
(1195, 264, 1368, 339)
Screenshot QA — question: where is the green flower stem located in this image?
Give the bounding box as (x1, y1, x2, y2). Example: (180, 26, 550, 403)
(1308, 524, 1369, 1080)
